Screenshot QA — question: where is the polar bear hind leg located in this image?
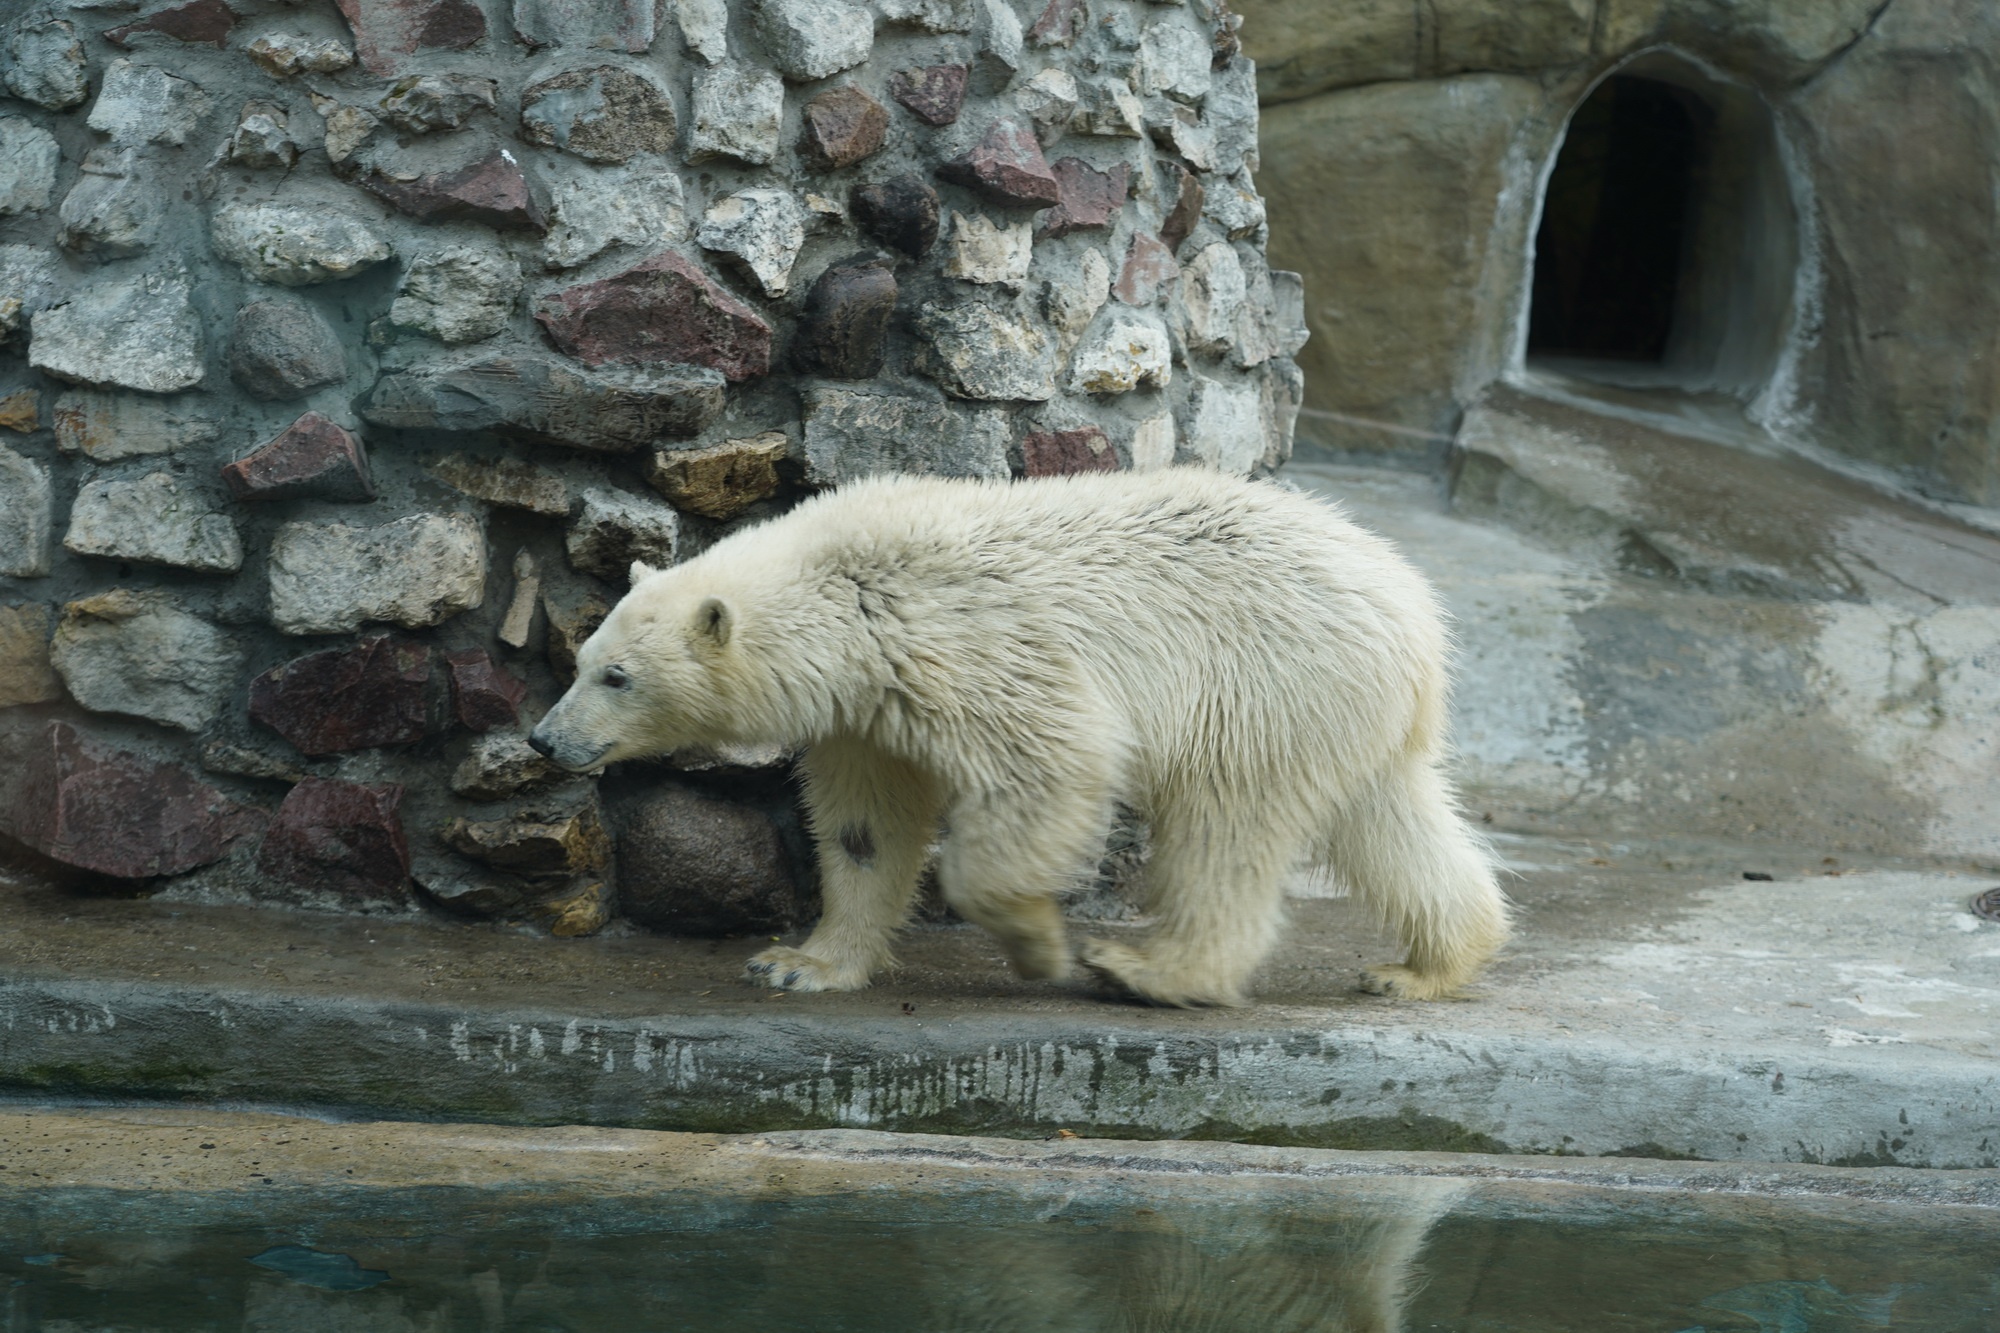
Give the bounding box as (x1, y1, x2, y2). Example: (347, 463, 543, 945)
(745, 738, 941, 992)
(1077, 800, 1299, 1008)
(1323, 757, 1511, 1000)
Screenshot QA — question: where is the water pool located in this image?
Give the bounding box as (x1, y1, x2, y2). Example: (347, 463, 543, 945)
(2, 1112, 1994, 1331)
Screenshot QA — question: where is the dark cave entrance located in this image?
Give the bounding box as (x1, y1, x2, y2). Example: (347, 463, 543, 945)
(1525, 59, 1799, 398)
(1529, 75, 1704, 362)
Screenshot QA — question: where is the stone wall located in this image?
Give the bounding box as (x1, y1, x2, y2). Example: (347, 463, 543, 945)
(1240, 0, 2000, 508)
(0, 0, 1305, 931)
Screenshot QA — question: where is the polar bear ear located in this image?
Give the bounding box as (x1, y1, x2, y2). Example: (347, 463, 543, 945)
(629, 559, 658, 585)
(695, 596, 732, 647)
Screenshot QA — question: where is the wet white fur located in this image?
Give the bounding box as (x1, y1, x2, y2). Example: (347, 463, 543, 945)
(535, 468, 1509, 1006)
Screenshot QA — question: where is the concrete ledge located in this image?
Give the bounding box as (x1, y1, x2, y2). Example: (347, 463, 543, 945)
(4, 1106, 1996, 1210)
(4, 845, 1997, 1167)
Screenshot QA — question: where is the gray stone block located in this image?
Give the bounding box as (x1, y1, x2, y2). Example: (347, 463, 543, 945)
(753, 0, 874, 82)
(544, 168, 686, 270)
(228, 300, 347, 401)
(2, 16, 90, 110)
(363, 351, 725, 450)
(566, 487, 681, 582)
(696, 188, 806, 298)
(56, 148, 160, 257)
(210, 201, 394, 287)
(53, 391, 221, 461)
(86, 59, 207, 146)
(801, 387, 1009, 484)
(389, 245, 522, 344)
(268, 513, 487, 636)
(914, 298, 1058, 402)
(0, 446, 53, 578)
(687, 64, 784, 164)
(50, 589, 242, 733)
(63, 472, 244, 573)
(28, 267, 206, 394)
(0, 118, 59, 218)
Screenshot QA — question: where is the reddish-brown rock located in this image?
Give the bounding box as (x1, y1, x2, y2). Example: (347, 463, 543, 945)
(800, 86, 889, 172)
(535, 251, 773, 382)
(889, 64, 968, 127)
(249, 636, 437, 756)
(104, 0, 238, 48)
(445, 648, 527, 732)
(1115, 232, 1180, 305)
(1158, 161, 1206, 254)
(362, 152, 546, 232)
(1037, 158, 1129, 239)
(1026, 0, 1085, 47)
(1021, 426, 1117, 476)
(794, 262, 897, 379)
(258, 777, 411, 904)
(335, 0, 485, 77)
(0, 722, 262, 880)
(938, 118, 1061, 207)
(221, 413, 376, 504)
(851, 175, 940, 258)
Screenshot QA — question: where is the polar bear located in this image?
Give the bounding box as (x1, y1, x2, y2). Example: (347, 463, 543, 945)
(529, 468, 1508, 1007)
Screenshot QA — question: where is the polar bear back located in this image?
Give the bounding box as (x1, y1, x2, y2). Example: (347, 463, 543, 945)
(693, 468, 1453, 797)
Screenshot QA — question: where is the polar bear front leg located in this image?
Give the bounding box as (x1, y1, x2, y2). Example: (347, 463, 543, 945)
(745, 739, 941, 992)
(937, 782, 1114, 983)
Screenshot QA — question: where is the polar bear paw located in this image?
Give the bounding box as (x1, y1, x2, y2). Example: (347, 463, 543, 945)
(744, 946, 870, 992)
(1359, 963, 1461, 1001)
(1077, 939, 1244, 1009)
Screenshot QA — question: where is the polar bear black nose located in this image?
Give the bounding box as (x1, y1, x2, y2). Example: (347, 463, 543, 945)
(525, 729, 556, 758)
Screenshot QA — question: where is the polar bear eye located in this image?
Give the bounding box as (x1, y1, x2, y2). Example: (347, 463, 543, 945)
(600, 665, 631, 690)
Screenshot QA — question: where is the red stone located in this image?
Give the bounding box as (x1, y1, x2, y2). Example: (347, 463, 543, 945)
(1115, 232, 1181, 305)
(800, 86, 889, 172)
(335, 0, 485, 77)
(1026, 0, 1085, 47)
(535, 250, 774, 382)
(445, 648, 527, 732)
(104, 0, 239, 48)
(1037, 158, 1129, 240)
(249, 637, 437, 756)
(257, 777, 411, 904)
(0, 723, 262, 880)
(938, 118, 1062, 208)
(889, 64, 968, 128)
(221, 413, 375, 504)
(1022, 427, 1117, 477)
(363, 151, 546, 232)
(1159, 161, 1206, 254)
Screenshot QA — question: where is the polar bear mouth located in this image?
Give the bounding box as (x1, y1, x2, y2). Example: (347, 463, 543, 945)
(526, 729, 609, 772)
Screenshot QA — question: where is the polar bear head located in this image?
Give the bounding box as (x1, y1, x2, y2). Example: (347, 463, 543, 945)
(528, 558, 744, 771)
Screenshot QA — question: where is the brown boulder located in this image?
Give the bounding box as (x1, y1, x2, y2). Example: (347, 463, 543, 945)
(617, 785, 808, 936)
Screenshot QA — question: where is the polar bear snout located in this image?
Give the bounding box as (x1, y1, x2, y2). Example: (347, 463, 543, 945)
(527, 702, 612, 772)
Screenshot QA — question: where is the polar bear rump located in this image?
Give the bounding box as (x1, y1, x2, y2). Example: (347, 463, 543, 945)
(531, 468, 1508, 1006)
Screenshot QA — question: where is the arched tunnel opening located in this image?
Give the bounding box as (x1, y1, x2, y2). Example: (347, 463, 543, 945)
(1525, 58, 1799, 399)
